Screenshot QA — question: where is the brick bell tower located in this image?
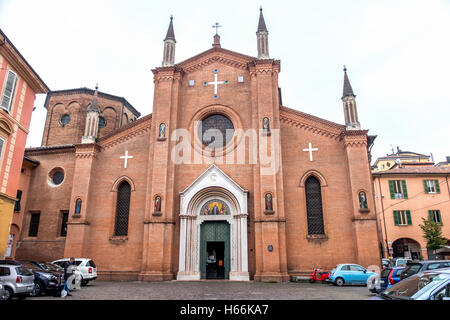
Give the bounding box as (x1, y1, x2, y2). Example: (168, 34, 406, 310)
(251, 7, 289, 282)
(341, 67, 381, 268)
(139, 16, 182, 281)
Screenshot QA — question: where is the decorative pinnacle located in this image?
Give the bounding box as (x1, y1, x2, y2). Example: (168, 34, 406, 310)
(164, 15, 176, 41)
(257, 6, 268, 32)
(343, 66, 355, 98)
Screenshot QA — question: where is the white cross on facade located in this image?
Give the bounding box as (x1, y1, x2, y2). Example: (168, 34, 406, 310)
(303, 143, 319, 162)
(204, 69, 228, 99)
(120, 150, 134, 169)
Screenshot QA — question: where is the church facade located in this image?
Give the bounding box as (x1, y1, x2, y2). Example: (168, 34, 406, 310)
(15, 10, 381, 282)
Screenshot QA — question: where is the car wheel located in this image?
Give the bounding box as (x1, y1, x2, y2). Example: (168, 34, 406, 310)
(4, 287, 13, 300)
(335, 277, 345, 287)
(30, 281, 43, 297)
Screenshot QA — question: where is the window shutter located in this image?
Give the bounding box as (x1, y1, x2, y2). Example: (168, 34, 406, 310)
(14, 190, 22, 212)
(393, 211, 399, 226)
(389, 181, 395, 199)
(406, 210, 412, 225)
(435, 180, 441, 194)
(402, 180, 408, 199)
(424, 180, 429, 194)
(1, 71, 18, 112)
(429, 210, 434, 221)
(437, 210, 442, 224)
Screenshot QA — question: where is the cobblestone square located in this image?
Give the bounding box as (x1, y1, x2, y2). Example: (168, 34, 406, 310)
(28, 281, 373, 300)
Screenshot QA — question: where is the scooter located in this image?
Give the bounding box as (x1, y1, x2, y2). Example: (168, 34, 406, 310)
(309, 267, 329, 283)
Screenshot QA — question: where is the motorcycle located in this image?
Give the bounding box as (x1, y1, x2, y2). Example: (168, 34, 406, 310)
(309, 268, 329, 283)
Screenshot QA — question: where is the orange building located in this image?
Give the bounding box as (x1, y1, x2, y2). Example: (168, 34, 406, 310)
(373, 163, 450, 260)
(0, 29, 49, 259)
(15, 11, 380, 281)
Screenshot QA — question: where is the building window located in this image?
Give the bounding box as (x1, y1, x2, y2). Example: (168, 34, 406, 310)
(114, 181, 131, 237)
(305, 176, 325, 235)
(48, 168, 65, 187)
(394, 210, 412, 226)
(424, 180, 440, 194)
(98, 116, 106, 129)
(389, 180, 408, 199)
(14, 190, 22, 212)
(188, 80, 195, 87)
(28, 213, 40, 237)
(1, 70, 18, 112)
(60, 211, 69, 237)
(75, 198, 82, 215)
(60, 114, 70, 127)
(0, 137, 4, 161)
(429, 210, 442, 224)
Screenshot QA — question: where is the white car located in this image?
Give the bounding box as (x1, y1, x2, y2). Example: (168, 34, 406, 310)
(52, 258, 97, 286)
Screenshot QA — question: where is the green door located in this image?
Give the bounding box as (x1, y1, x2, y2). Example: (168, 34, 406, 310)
(200, 221, 230, 280)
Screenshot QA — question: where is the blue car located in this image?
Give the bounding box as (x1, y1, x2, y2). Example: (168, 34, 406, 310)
(328, 264, 376, 286)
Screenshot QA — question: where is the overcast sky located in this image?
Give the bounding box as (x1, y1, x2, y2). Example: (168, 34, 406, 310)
(1, 0, 449, 164)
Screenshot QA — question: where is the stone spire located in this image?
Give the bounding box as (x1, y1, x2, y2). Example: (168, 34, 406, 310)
(256, 7, 270, 59)
(341, 67, 361, 130)
(82, 85, 100, 143)
(162, 16, 176, 67)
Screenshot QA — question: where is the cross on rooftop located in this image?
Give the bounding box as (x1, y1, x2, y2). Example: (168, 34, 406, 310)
(212, 22, 222, 35)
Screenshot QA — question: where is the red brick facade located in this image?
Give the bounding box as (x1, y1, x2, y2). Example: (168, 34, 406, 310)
(15, 43, 381, 281)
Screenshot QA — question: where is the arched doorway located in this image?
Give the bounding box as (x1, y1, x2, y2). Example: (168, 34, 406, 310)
(177, 165, 250, 281)
(392, 238, 422, 260)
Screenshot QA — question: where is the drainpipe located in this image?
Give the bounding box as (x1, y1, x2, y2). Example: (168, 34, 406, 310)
(377, 176, 389, 259)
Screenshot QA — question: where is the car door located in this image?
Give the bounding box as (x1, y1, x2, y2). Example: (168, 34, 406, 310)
(339, 265, 353, 283)
(350, 265, 367, 284)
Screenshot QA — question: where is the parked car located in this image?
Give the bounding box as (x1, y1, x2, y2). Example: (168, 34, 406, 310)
(0, 264, 35, 300)
(372, 268, 450, 300)
(375, 266, 405, 292)
(382, 259, 391, 268)
(52, 258, 97, 286)
(392, 258, 412, 267)
(400, 260, 450, 280)
(0, 281, 7, 300)
(18, 261, 62, 296)
(328, 264, 377, 286)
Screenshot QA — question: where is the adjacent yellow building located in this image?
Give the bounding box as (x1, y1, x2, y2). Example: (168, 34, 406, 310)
(0, 29, 48, 259)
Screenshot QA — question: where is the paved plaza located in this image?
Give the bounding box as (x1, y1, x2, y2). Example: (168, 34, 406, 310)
(28, 280, 373, 300)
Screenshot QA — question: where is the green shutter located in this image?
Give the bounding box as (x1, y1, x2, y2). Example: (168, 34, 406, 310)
(406, 210, 412, 225)
(424, 180, 429, 194)
(389, 181, 395, 199)
(402, 180, 408, 199)
(393, 211, 399, 226)
(435, 180, 441, 194)
(429, 210, 434, 221)
(437, 210, 442, 224)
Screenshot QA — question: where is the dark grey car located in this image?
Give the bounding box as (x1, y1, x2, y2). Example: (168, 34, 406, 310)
(400, 260, 450, 280)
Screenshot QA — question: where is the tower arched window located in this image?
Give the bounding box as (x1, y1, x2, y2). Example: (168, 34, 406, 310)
(114, 181, 131, 236)
(305, 176, 325, 235)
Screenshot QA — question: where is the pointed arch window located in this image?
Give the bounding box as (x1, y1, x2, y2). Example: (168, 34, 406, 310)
(305, 176, 325, 235)
(114, 181, 131, 236)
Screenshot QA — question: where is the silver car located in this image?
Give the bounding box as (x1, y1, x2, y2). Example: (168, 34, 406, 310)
(0, 281, 7, 300)
(0, 264, 35, 300)
(373, 267, 450, 300)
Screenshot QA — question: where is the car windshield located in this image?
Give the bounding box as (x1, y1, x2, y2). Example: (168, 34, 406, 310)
(406, 264, 422, 273)
(16, 267, 33, 276)
(19, 262, 37, 270)
(39, 263, 62, 272)
(381, 272, 449, 300)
